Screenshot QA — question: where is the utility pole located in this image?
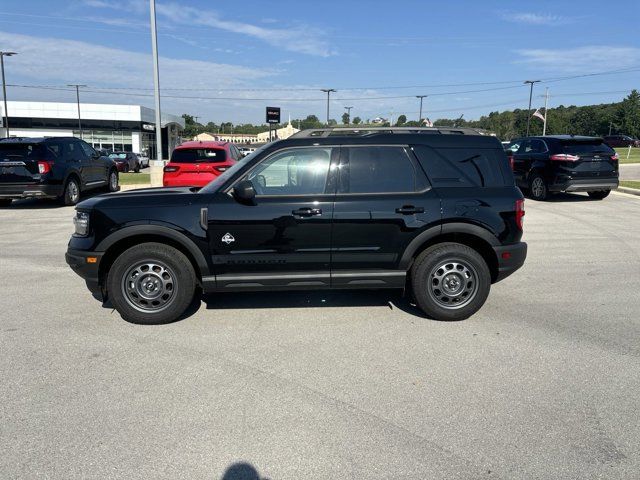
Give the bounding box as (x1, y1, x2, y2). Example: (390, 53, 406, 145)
(149, 0, 163, 163)
(344, 106, 353, 125)
(524, 80, 540, 136)
(67, 84, 87, 137)
(0, 51, 17, 138)
(609, 121, 613, 136)
(320, 88, 336, 125)
(542, 87, 549, 136)
(416, 95, 427, 123)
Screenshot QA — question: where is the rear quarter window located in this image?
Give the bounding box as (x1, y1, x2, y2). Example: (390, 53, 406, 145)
(412, 145, 508, 187)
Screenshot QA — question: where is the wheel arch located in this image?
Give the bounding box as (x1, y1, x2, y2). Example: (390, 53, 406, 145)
(400, 223, 499, 282)
(97, 226, 210, 294)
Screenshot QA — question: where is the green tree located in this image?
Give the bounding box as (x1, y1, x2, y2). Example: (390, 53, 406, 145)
(352, 116, 362, 125)
(342, 112, 350, 124)
(615, 89, 640, 138)
(395, 114, 407, 126)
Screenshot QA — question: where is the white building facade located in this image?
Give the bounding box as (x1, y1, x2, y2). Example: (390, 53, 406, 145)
(1, 101, 185, 159)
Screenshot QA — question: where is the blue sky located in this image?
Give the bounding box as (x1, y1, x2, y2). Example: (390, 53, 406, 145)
(0, 0, 639, 124)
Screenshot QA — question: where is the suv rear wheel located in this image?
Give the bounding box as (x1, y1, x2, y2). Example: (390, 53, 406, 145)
(529, 174, 548, 201)
(587, 190, 610, 200)
(107, 242, 196, 324)
(107, 169, 119, 192)
(61, 177, 81, 206)
(411, 243, 491, 321)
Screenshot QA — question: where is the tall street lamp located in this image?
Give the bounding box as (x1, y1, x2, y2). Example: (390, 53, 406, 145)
(67, 84, 87, 136)
(150, 0, 163, 163)
(416, 95, 427, 123)
(321, 88, 336, 125)
(0, 51, 17, 138)
(524, 80, 540, 136)
(344, 106, 353, 124)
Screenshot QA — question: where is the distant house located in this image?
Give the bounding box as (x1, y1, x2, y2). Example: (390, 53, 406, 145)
(193, 120, 300, 144)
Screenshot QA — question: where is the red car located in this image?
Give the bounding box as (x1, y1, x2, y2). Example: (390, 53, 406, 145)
(163, 141, 242, 187)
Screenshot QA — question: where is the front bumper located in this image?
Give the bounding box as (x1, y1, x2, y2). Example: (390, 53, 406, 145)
(65, 248, 104, 301)
(0, 183, 63, 199)
(550, 176, 619, 193)
(493, 242, 527, 283)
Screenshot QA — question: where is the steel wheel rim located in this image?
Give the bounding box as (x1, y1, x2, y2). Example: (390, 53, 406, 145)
(68, 181, 79, 203)
(532, 177, 545, 198)
(428, 259, 479, 309)
(109, 172, 118, 190)
(121, 260, 177, 313)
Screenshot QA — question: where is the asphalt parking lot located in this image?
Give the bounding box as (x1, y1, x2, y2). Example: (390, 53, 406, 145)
(1, 191, 639, 479)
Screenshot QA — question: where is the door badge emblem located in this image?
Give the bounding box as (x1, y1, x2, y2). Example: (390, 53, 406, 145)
(221, 233, 235, 244)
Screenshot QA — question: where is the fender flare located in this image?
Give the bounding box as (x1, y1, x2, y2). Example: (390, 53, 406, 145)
(399, 222, 499, 270)
(96, 224, 210, 276)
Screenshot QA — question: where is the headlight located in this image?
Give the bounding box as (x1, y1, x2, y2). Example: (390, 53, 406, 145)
(73, 211, 90, 236)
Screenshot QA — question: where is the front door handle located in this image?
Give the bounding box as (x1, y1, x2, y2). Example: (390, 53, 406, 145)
(395, 205, 424, 215)
(292, 208, 322, 217)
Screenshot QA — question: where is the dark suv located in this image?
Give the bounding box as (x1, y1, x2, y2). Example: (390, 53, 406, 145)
(507, 135, 619, 200)
(0, 137, 119, 206)
(66, 127, 527, 324)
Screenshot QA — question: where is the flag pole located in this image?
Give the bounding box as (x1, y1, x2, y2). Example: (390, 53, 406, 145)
(542, 87, 549, 136)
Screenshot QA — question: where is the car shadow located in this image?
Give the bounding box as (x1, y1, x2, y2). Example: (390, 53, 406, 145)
(529, 192, 601, 203)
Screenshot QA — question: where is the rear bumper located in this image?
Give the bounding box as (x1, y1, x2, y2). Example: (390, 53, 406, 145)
(65, 248, 104, 301)
(0, 183, 63, 199)
(493, 242, 527, 283)
(550, 176, 618, 192)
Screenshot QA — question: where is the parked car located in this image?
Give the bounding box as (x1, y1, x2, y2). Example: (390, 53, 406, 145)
(163, 141, 241, 187)
(108, 151, 140, 173)
(0, 137, 119, 206)
(136, 153, 150, 169)
(603, 135, 640, 148)
(507, 135, 619, 200)
(66, 127, 527, 325)
(238, 146, 255, 156)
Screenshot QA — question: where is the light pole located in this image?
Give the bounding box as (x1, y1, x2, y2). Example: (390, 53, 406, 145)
(524, 80, 540, 136)
(416, 95, 427, 123)
(344, 106, 353, 125)
(320, 88, 336, 125)
(67, 84, 87, 137)
(149, 0, 163, 163)
(0, 51, 17, 138)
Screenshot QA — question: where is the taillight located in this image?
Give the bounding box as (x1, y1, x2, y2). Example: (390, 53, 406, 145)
(550, 154, 580, 162)
(508, 155, 514, 170)
(515, 199, 525, 231)
(37, 161, 53, 174)
(611, 153, 619, 162)
(163, 165, 179, 173)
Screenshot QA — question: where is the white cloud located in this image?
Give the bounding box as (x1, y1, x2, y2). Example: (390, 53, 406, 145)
(501, 12, 570, 26)
(516, 46, 640, 72)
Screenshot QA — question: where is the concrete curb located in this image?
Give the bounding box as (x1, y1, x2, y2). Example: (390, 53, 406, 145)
(616, 187, 640, 196)
(120, 184, 152, 191)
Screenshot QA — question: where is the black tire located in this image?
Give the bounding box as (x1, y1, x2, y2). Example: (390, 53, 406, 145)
(134, 162, 140, 173)
(410, 242, 491, 321)
(0, 199, 12, 207)
(529, 174, 548, 201)
(107, 242, 196, 325)
(60, 177, 81, 206)
(587, 190, 610, 200)
(106, 169, 119, 192)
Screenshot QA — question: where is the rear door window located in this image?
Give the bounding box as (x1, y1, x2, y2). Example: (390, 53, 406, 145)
(171, 148, 227, 163)
(413, 145, 507, 187)
(339, 146, 425, 194)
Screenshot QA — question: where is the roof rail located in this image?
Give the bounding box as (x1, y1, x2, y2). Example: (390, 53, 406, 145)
(289, 126, 485, 138)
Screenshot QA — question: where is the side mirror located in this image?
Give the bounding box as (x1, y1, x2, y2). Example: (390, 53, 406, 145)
(92, 151, 101, 159)
(233, 180, 256, 204)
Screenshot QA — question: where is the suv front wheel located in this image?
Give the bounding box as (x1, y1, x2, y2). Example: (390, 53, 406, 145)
(411, 243, 491, 321)
(107, 243, 197, 324)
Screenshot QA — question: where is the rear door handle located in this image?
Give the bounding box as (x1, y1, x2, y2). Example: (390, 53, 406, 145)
(395, 205, 424, 215)
(292, 208, 322, 217)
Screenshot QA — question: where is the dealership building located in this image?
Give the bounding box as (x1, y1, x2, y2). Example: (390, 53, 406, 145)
(0, 101, 185, 158)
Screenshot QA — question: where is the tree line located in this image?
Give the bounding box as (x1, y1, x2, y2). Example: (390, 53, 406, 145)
(182, 90, 640, 141)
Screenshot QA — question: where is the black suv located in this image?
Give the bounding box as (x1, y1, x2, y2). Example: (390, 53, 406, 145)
(0, 137, 119, 206)
(66, 127, 527, 324)
(507, 135, 619, 200)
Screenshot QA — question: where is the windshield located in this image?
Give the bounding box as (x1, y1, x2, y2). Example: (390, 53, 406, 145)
(199, 145, 269, 194)
(109, 153, 127, 159)
(171, 148, 226, 163)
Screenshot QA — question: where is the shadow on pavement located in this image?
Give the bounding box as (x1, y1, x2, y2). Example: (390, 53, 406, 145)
(0, 190, 107, 210)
